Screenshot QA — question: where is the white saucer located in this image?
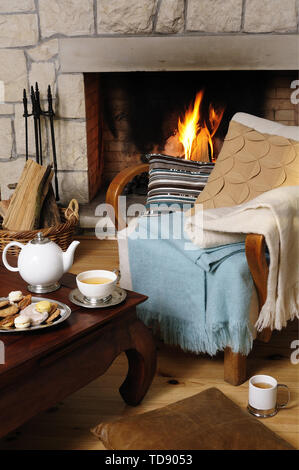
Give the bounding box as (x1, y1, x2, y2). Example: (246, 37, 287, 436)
(69, 287, 127, 309)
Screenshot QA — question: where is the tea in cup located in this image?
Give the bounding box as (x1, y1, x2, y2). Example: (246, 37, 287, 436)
(248, 374, 290, 418)
(76, 269, 120, 304)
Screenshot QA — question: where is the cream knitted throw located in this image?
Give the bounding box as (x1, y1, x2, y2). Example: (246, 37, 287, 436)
(185, 186, 299, 331)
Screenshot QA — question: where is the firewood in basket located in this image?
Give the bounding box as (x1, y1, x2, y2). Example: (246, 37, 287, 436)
(33, 165, 53, 229)
(0, 200, 10, 218)
(40, 185, 61, 228)
(3, 160, 53, 231)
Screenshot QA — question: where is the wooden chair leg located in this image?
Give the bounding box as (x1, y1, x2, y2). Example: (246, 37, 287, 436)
(224, 347, 247, 386)
(257, 327, 272, 343)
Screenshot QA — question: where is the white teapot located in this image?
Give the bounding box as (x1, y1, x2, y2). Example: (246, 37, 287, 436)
(2, 232, 80, 293)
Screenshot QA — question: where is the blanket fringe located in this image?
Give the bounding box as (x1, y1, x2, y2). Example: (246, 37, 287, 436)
(137, 308, 253, 356)
(256, 282, 299, 331)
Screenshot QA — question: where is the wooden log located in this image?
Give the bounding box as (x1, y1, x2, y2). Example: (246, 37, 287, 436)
(40, 185, 61, 228)
(0, 200, 10, 219)
(33, 165, 53, 229)
(3, 160, 53, 231)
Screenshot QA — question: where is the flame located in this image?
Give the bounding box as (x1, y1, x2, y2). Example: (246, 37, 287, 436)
(178, 91, 203, 161)
(177, 91, 224, 161)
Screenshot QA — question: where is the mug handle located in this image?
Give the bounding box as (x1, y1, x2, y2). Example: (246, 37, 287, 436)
(2, 242, 24, 272)
(113, 269, 121, 284)
(277, 384, 290, 408)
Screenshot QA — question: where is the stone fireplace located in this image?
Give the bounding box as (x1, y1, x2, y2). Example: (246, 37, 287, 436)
(0, 0, 298, 204)
(85, 70, 299, 188)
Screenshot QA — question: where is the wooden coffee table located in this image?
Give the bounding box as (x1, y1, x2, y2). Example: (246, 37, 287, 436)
(0, 262, 156, 438)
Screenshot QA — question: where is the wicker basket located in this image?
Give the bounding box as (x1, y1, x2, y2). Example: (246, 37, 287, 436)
(0, 199, 79, 256)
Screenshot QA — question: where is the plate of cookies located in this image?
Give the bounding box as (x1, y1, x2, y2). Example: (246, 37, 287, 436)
(0, 291, 71, 332)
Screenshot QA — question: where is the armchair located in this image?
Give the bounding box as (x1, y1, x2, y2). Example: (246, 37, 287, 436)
(106, 112, 298, 385)
(106, 162, 271, 386)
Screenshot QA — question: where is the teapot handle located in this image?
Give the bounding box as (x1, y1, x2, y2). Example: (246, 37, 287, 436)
(2, 242, 24, 272)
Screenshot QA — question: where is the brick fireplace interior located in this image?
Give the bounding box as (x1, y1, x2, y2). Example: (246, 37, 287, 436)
(84, 70, 298, 200)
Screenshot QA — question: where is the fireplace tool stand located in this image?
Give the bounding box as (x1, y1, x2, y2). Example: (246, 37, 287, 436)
(23, 83, 59, 201)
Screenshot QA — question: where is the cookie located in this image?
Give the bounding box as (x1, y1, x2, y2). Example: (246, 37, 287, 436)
(18, 294, 32, 310)
(8, 291, 23, 303)
(35, 300, 52, 313)
(0, 304, 19, 318)
(48, 303, 58, 316)
(14, 314, 31, 329)
(30, 311, 48, 326)
(0, 300, 10, 309)
(46, 308, 61, 324)
(0, 314, 19, 329)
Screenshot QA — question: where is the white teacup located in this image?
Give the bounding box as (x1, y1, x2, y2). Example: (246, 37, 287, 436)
(76, 269, 119, 304)
(248, 374, 290, 418)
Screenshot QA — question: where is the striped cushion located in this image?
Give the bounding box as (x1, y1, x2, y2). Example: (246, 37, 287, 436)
(146, 154, 214, 208)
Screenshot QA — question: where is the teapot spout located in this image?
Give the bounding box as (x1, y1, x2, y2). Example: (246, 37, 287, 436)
(62, 240, 80, 272)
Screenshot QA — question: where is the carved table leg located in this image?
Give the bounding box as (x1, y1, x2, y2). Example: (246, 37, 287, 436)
(119, 319, 157, 406)
(224, 347, 247, 386)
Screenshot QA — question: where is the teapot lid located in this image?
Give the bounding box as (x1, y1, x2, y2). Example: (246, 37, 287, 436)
(31, 232, 51, 245)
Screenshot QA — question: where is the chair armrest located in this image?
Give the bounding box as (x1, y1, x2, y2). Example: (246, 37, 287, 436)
(245, 234, 272, 342)
(106, 163, 149, 230)
(245, 234, 268, 308)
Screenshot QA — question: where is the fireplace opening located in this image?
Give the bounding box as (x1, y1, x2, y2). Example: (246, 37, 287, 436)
(83, 70, 298, 201)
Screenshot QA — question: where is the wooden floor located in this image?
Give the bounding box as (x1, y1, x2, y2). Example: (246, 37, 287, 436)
(0, 237, 298, 450)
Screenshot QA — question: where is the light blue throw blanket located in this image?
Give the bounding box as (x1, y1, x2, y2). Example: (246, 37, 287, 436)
(127, 212, 254, 355)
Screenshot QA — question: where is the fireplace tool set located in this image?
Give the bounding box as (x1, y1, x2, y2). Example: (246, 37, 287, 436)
(22, 83, 59, 201)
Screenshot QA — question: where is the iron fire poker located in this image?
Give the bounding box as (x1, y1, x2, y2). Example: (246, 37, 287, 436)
(30, 85, 40, 164)
(34, 82, 43, 166)
(47, 85, 59, 201)
(22, 89, 29, 161)
(23, 83, 60, 201)
(23, 85, 42, 164)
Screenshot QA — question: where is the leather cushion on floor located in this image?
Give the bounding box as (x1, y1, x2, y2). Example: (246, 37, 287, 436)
(91, 387, 295, 450)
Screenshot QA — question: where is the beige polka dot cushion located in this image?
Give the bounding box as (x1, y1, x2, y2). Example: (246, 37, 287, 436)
(195, 113, 299, 209)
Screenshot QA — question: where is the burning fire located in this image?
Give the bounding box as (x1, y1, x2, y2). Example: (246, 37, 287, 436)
(177, 91, 224, 161)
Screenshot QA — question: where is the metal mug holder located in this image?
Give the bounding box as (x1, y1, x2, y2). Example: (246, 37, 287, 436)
(248, 383, 290, 418)
(81, 269, 121, 306)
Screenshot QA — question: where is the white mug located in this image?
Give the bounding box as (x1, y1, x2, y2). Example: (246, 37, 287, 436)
(248, 374, 290, 418)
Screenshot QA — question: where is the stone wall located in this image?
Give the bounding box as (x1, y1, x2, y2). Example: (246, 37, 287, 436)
(0, 0, 298, 203)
